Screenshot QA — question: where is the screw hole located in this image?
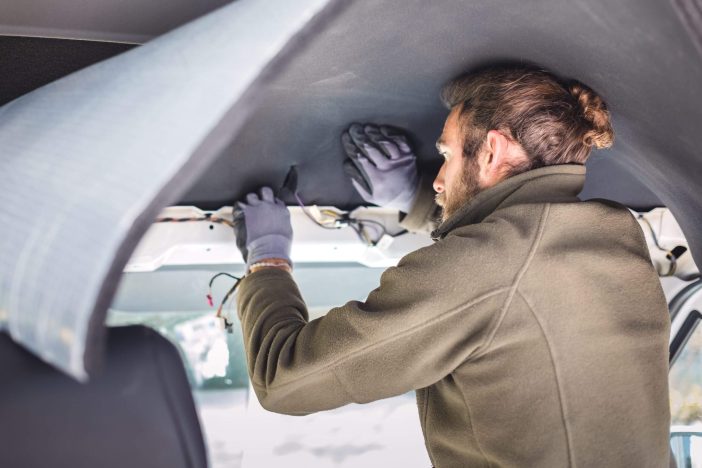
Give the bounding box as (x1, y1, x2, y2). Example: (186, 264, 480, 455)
(209, 225, 214, 230)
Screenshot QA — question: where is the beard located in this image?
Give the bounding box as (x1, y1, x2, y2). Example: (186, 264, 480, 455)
(435, 155, 483, 223)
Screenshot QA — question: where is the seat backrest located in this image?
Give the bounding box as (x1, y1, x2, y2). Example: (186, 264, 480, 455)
(0, 325, 208, 468)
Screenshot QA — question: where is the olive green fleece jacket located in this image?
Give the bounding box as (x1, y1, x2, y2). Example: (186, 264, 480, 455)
(236, 164, 671, 467)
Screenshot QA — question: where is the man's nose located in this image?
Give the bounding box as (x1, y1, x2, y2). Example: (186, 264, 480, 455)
(433, 162, 446, 193)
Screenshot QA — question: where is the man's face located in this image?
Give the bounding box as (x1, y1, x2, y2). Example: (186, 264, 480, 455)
(433, 107, 483, 222)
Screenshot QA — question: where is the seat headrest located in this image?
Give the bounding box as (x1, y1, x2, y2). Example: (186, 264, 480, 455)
(0, 325, 208, 468)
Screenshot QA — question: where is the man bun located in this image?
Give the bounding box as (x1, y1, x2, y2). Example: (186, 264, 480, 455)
(568, 83, 614, 149)
(442, 67, 615, 173)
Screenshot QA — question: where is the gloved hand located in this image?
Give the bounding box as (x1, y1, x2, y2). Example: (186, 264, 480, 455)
(231, 187, 292, 270)
(342, 123, 419, 213)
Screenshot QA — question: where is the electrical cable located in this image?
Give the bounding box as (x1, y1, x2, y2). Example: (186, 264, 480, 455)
(638, 215, 666, 254)
(637, 213, 688, 277)
(349, 221, 372, 245)
(293, 191, 376, 244)
(206, 272, 242, 333)
(293, 192, 346, 230)
(153, 185, 409, 247)
(291, 191, 410, 246)
(155, 212, 234, 228)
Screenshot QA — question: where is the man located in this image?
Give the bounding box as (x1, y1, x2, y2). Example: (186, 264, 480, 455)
(232, 67, 671, 467)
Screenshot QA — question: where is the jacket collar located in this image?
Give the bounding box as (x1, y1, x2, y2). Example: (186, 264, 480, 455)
(431, 164, 586, 240)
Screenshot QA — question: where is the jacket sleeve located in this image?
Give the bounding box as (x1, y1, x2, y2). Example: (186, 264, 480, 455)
(399, 172, 441, 234)
(236, 231, 514, 415)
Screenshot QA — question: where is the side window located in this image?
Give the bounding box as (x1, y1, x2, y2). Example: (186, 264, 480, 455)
(670, 310, 702, 468)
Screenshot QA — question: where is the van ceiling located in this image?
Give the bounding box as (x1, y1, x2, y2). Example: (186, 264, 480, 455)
(2, 0, 701, 256)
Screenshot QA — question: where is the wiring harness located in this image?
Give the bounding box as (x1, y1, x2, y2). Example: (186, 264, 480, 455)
(155, 212, 234, 228)
(206, 272, 241, 333)
(291, 191, 406, 247)
(160, 166, 411, 330)
(283, 164, 406, 246)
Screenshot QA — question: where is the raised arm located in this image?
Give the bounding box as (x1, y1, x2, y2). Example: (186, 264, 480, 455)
(232, 187, 513, 415)
(237, 244, 510, 415)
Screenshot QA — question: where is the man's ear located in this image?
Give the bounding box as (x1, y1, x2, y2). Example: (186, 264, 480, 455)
(479, 130, 511, 185)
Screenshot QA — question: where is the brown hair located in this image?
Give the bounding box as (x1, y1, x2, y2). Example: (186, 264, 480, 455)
(440, 66, 614, 178)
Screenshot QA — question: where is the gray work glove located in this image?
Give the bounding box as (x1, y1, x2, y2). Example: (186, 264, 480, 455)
(231, 187, 292, 269)
(342, 123, 419, 213)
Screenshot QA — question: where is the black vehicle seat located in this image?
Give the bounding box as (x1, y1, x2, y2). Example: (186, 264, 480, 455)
(0, 325, 208, 468)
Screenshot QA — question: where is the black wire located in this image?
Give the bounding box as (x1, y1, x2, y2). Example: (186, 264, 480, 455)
(349, 217, 410, 246)
(352, 218, 388, 237)
(208, 272, 241, 288)
(294, 189, 411, 246)
(348, 222, 365, 244)
(220, 277, 242, 308)
(637, 214, 668, 253)
(350, 221, 373, 245)
(207, 272, 243, 333)
(354, 218, 409, 238)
